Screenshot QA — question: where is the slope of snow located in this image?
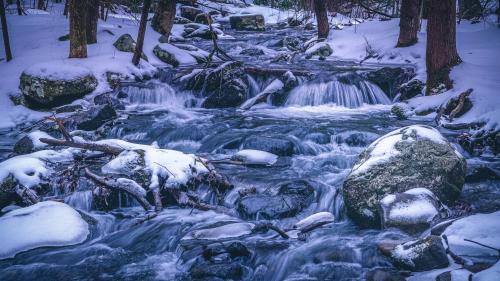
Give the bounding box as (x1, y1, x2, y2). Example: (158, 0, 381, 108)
(0, 201, 89, 259)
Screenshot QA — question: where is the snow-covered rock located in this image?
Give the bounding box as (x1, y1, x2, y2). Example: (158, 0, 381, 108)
(231, 149, 278, 166)
(305, 41, 333, 59)
(380, 188, 441, 233)
(343, 125, 466, 228)
(153, 43, 198, 67)
(0, 201, 89, 259)
(113, 34, 148, 61)
(19, 62, 98, 108)
(182, 222, 255, 241)
(390, 235, 449, 271)
(229, 14, 265, 31)
(13, 131, 53, 154)
(294, 212, 335, 232)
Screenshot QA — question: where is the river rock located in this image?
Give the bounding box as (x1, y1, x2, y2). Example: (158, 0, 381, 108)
(242, 135, 295, 156)
(194, 13, 210, 24)
(237, 180, 314, 220)
(229, 14, 265, 31)
(282, 35, 302, 51)
(366, 67, 415, 100)
(240, 47, 265, 56)
(398, 79, 424, 100)
(19, 63, 98, 108)
(65, 104, 117, 131)
(13, 131, 52, 155)
(174, 16, 192, 24)
(342, 125, 466, 228)
(183, 23, 221, 39)
(93, 92, 125, 110)
(153, 43, 198, 67)
(113, 34, 147, 61)
(182, 222, 255, 241)
(379, 188, 441, 233)
(190, 261, 245, 280)
(294, 212, 335, 232)
(390, 235, 449, 271)
(305, 41, 333, 59)
(231, 149, 278, 166)
(180, 6, 203, 21)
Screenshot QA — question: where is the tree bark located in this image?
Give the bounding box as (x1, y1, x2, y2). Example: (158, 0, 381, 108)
(397, 0, 422, 47)
(314, 0, 329, 39)
(69, 0, 87, 58)
(151, 0, 176, 36)
(37, 0, 44, 10)
(64, 0, 69, 16)
(426, 0, 461, 95)
(16, 0, 23, 15)
(421, 0, 429, 19)
(132, 0, 152, 65)
(86, 0, 99, 44)
(0, 0, 13, 61)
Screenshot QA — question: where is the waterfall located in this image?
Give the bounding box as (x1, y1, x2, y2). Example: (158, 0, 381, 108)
(121, 83, 198, 108)
(285, 79, 390, 108)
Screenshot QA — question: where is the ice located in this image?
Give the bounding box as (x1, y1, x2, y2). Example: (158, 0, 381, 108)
(294, 212, 335, 232)
(0, 201, 89, 259)
(27, 131, 54, 149)
(231, 149, 278, 165)
(182, 222, 255, 241)
(443, 211, 500, 257)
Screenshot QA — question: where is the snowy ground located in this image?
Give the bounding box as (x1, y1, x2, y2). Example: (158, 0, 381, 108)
(1, 3, 499, 132)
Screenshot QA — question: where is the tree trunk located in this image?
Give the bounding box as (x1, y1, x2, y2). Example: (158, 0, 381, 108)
(426, 0, 461, 95)
(0, 0, 13, 61)
(16, 0, 23, 15)
(421, 0, 429, 19)
(37, 0, 44, 10)
(459, 0, 482, 20)
(151, 0, 176, 36)
(397, 0, 422, 47)
(64, 0, 69, 16)
(86, 0, 99, 44)
(69, 0, 87, 58)
(100, 1, 105, 20)
(132, 0, 152, 65)
(314, 0, 329, 39)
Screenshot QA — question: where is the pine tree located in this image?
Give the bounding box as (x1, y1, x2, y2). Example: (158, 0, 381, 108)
(151, 0, 176, 36)
(314, 0, 329, 39)
(396, 0, 422, 47)
(426, 0, 461, 95)
(133, 0, 153, 65)
(69, 0, 88, 58)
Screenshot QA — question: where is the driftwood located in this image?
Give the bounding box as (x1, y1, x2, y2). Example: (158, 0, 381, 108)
(40, 138, 124, 156)
(449, 88, 473, 121)
(85, 168, 154, 211)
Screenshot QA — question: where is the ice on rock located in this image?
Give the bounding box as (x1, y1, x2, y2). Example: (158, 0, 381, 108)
(27, 131, 54, 149)
(231, 149, 278, 165)
(0, 201, 89, 259)
(182, 222, 255, 241)
(294, 212, 335, 232)
(443, 211, 500, 258)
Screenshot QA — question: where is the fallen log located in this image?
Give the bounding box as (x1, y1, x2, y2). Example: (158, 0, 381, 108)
(40, 138, 124, 156)
(84, 168, 154, 211)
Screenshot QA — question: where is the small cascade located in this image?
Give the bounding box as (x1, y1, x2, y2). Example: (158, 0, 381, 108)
(121, 83, 198, 108)
(285, 79, 390, 108)
(65, 190, 93, 211)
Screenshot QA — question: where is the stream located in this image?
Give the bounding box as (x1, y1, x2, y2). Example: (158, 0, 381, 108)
(0, 23, 498, 281)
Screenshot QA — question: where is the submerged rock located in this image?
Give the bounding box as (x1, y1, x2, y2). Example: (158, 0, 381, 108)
(66, 104, 117, 131)
(366, 67, 415, 100)
(294, 212, 335, 232)
(19, 63, 97, 108)
(229, 14, 265, 31)
(231, 149, 278, 166)
(398, 79, 424, 101)
(242, 135, 295, 156)
(13, 131, 52, 155)
(343, 125, 466, 228)
(390, 235, 449, 271)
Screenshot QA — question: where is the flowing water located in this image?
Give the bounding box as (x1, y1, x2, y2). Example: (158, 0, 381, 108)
(1, 26, 497, 281)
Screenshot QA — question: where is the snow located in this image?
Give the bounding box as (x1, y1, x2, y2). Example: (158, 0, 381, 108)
(23, 62, 94, 80)
(351, 125, 449, 175)
(240, 78, 283, 109)
(386, 199, 438, 224)
(231, 149, 278, 165)
(305, 41, 332, 57)
(182, 222, 255, 241)
(27, 130, 54, 149)
(443, 211, 500, 258)
(294, 212, 335, 232)
(0, 201, 89, 259)
(155, 43, 198, 65)
(474, 260, 500, 281)
(0, 149, 75, 188)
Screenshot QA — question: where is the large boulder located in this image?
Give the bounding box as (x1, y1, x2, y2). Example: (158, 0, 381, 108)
(20, 63, 98, 108)
(366, 67, 415, 100)
(65, 104, 117, 131)
(229, 14, 265, 31)
(342, 125, 466, 228)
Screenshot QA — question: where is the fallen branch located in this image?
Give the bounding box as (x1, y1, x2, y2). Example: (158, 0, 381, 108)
(449, 88, 473, 121)
(253, 223, 290, 239)
(40, 138, 124, 156)
(84, 168, 154, 211)
(464, 238, 500, 253)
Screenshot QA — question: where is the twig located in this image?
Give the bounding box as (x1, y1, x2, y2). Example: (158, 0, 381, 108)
(464, 238, 500, 253)
(40, 138, 124, 156)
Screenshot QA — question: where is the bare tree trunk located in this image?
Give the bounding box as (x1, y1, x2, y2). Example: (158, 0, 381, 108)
(100, 1, 105, 20)
(64, 0, 69, 16)
(132, 0, 152, 65)
(37, 0, 44, 9)
(314, 0, 329, 39)
(426, 0, 461, 95)
(397, 0, 422, 47)
(69, 0, 88, 58)
(421, 0, 429, 19)
(86, 0, 99, 44)
(0, 0, 13, 61)
(151, 0, 176, 36)
(16, 0, 23, 15)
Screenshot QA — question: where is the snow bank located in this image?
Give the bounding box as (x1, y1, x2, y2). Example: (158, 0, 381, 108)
(0, 201, 89, 259)
(231, 149, 278, 165)
(0, 149, 75, 187)
(352, 125, 448, 175)
(443, 211, 500, 257)
(23, 62, 94, 80)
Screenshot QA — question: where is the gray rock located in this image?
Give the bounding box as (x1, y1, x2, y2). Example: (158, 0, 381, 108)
(19, 69, 97, 108)
(390, 236, 449, 271)
(239, 47, 265, 56)
(94, 93, 125, 110)
(398, 79, 424, 100)
(305, 42, 333, 59)
(113, 34, 148, 61)
(180, 6, 203, 21)
(153, 44, 186, 67)
(342, 125, 466, 228)
(13, 136, 35, 155)
(66, 104, 117, 131)
(366, 67, 415, 100)
(229, 14, 265, 31)
(194, 13, 210, 24)
(282, 36, 302, 51)
(174, 16, 192, 24)
(242, 135, 295, 156)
